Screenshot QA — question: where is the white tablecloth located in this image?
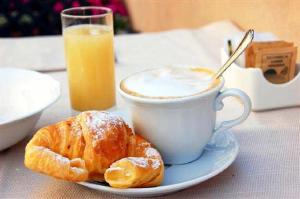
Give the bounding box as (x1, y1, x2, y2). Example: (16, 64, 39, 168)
(0, 21, 299, 198)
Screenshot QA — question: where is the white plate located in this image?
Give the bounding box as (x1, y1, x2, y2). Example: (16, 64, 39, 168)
(78, 130, 238, 197)
(0, 68, 60, 150)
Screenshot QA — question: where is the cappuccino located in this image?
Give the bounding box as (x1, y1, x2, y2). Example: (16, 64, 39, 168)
(120, 67, 219, 99)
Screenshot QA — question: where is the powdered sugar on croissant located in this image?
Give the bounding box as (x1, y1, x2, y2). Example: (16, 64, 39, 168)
(24, 111, 164, 188)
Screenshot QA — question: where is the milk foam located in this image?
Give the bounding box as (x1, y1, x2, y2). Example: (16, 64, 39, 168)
(121, 67, 218, 98)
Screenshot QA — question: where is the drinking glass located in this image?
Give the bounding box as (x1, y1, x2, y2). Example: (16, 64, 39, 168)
(61, 7, 115, 111)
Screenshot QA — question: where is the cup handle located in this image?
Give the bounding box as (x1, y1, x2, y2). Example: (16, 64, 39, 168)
(206, 88, 251, 148)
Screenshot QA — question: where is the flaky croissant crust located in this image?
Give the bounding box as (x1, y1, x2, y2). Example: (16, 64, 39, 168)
(24, 111, 164, 188)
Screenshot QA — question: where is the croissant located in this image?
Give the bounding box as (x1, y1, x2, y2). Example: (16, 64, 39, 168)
(24, 111, 164, 188)
(105, 134, 164, 188)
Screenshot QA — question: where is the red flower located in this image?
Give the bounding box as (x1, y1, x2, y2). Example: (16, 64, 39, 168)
(72, 1, 81, 7)
(21, 0, 30, 4)
(53, 2, 64, 13)
(87, 0, 103, 6)
(106, 0, 128, 16)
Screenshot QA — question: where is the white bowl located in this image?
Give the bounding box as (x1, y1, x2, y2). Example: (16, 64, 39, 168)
(0, 68, 60, 150)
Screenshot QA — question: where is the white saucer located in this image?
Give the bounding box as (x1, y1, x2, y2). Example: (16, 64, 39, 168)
(78, 130, 239, 197)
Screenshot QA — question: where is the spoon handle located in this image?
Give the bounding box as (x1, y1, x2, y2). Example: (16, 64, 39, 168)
(214, 29, 254, 79)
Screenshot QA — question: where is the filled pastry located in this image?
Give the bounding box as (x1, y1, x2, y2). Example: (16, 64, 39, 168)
(24, 111, 164, 188)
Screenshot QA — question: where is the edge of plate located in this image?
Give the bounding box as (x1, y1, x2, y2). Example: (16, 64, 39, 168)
(78, 131, 239, 196)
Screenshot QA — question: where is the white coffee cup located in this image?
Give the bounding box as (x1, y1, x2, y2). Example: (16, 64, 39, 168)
(119, 67, 251, 164)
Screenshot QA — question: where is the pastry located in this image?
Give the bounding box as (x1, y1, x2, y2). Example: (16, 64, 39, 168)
(104, 134, 164, 188)
(24, 111, 164, 188)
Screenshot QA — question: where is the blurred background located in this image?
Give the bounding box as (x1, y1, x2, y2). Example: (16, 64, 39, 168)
(0, 0, 298, 54)
(0, 0, 130, 36)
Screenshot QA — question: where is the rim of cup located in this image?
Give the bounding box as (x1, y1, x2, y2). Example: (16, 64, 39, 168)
(118, 71, 225, 104)
(61, 6, 112, 19)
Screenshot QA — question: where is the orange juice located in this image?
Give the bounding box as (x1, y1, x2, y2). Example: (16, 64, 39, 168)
(63, 25, 115, 111)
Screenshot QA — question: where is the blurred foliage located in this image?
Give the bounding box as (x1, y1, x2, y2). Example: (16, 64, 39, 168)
(0, 0, 130, 37)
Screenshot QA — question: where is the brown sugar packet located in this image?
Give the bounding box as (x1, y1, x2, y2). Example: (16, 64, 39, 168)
(245, 41, 297, 83)
(246, 41, 294, 67)
(257, 47, 297, 83)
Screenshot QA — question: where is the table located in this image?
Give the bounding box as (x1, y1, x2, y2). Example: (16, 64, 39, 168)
(0, 21, 299, 198)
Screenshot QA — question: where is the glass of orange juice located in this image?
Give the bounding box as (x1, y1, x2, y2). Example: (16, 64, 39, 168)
(61, 7, 115, 111)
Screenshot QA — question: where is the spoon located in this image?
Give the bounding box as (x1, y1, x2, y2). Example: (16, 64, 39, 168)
(213, 29, 254, 79)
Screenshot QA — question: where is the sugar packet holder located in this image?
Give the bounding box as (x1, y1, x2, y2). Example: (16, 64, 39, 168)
(220, 32, 300, 111)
